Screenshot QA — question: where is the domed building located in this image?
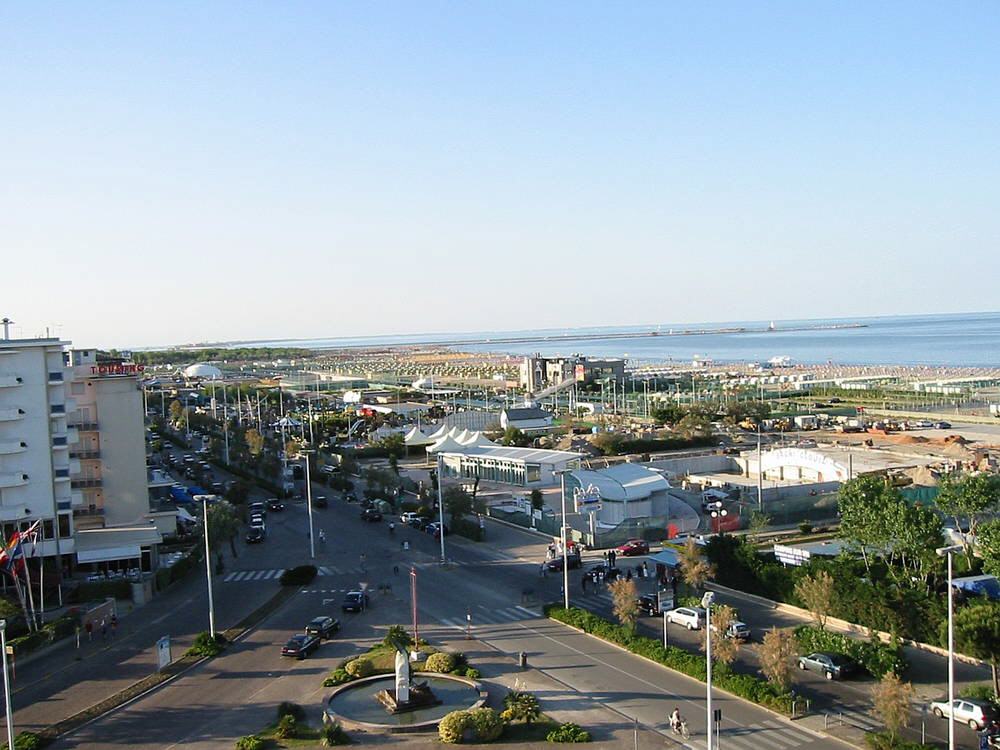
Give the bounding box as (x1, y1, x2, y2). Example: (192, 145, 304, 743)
(183, 363, 223, 380)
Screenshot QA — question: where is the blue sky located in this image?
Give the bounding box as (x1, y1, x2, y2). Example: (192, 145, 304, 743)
(4, 2, 999, 348)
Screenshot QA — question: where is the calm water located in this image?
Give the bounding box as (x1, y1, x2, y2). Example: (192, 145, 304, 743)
(234, 312, 1000, 368)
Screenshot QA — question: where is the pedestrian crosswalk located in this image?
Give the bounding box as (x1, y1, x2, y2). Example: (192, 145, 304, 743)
(437, 604, 542, 631)
(223, 564, 363, 582)
(676, 719, 820, 750)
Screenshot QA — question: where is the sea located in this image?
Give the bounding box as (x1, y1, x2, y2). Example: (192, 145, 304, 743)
(222, 311, 1000, 369)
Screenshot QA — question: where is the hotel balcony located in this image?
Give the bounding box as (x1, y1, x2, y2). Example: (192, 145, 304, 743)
(0, 376, 23, 389)
(0, 408, 25, 422)
(71, 477, 102, 489)
(69, 449, 101, 460)
(70, 491, 84, 506)
(49, 404, 67, 418)
(0, 441, 27, 455)
(47, 371, 65, 384)
(0, 472, 29, 489)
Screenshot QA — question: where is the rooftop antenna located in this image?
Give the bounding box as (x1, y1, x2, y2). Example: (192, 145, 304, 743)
(1, 318, 13, 340)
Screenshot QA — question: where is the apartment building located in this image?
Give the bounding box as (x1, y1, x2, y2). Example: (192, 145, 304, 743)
(0, 336, 76, 567)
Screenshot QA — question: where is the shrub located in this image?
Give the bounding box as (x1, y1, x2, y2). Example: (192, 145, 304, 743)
(468, 707, 504, 741)
(345, 658, 374, 678)
(323, 721, 351, 746)
(503, 689, 541, 724)
(323, 668, 351, 686)
(185, 631, 226, 658)
(424, 652, 456, 673)
(865, 731, 936, 750)
(382, 624, 412, 648)
(1, 733, 44, 750)
(546, 723, 592, 743)
(960, 683, 998, 705)
(280, 565, 318, 586)
(438, 710, 471, 744)
(275, 715, 298, 739)
(66, 580, 132, 603)
(9, 631, 49, 657)
(795, 626, 908, 678)
(277, 701, 306, 722)
(464, 667, 481, 679)
(234, 736, 263, 750)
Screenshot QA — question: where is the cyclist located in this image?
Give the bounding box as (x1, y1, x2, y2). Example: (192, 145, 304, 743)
(388, 521, 396, 535)
(669, 707, 684, 735)
(318, 529, 326, 544)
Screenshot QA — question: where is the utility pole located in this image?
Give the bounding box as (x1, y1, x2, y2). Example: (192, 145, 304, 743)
(203, 496, 216, 638)
(757, 424, 764, 511)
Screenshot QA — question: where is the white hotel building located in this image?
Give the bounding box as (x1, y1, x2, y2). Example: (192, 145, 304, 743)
(0, 336, 160, 577)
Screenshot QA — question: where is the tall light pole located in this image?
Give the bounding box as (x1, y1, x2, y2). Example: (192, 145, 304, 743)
(203, 496, 216, 638)
(555, 470, 571, 610)
(0, 620, 14, 750)
(702, 591, 716, 750)
(436, 453, 446, 563)
(937, 544, 962, 750)
(756, 424, 764, 512)
(303, 451, 316, 559)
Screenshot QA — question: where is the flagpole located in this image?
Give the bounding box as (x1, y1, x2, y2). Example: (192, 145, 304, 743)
(37, 536, 43, 624)
(9, 573, 31, 632)
(22, 551, 39, 630)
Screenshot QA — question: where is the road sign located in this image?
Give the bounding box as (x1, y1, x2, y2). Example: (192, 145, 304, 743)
(714, 709, 722, 723)
(156, 636, 172, 671)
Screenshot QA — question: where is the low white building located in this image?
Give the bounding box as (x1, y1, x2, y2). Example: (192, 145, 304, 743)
(439, 446, 582, 487)
(564, 464, 671, 525)
(500, 407, 553, 434)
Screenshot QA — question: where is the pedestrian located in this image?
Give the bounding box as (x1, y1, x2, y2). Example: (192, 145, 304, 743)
(85, 621, 93, 641)
(111, 613, 118, 637)
(393, 564, 399, 576)
(626, 569, 633, 582)
(603, 551, 608, 565)
(610, 550, 616, 568)
(581, 576, 587, 593)
(100, 619, 107, 641)
(642, 561, 649, 577)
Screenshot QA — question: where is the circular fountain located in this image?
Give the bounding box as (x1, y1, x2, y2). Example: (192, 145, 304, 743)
(326, 672, 486, 732)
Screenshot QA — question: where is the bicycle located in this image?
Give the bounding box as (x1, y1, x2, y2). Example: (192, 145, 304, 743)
(670, 720, 690, 740)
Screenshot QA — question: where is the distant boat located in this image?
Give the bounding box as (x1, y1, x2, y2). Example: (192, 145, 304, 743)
(768, 321, 776, 331)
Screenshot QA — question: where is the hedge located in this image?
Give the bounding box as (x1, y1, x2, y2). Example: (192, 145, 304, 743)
(547, 606, 793, 714)
(794, 626, 908, 678)
(66, 580, 132, 603)
(280, 565, 318, 586)
(450, 518, 483, 542)
(0, 732, 44, 750)
(8, 613, 81, 658)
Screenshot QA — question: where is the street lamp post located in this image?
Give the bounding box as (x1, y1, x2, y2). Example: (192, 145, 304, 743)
(0, 620, 13, 750)
(937, 544, 962, 750)
(702, 591, 716, 750)
(436, 453, 446, 563)
(303, 452, 316, 559)
(554, 470, 572, 610)
(203, 496, 216, 638)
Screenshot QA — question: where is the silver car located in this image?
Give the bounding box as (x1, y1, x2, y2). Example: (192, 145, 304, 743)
(929, 698, 998, 731)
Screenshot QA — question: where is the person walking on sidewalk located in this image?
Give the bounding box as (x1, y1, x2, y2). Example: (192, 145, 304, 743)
(85, 621, 93, 641)
(100, 619, 107, 641)
(110, 613, 118, 638)
(581, 575, 588, 593)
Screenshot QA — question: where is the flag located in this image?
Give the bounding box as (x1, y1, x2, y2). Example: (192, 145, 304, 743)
(1, 520, 40, 577)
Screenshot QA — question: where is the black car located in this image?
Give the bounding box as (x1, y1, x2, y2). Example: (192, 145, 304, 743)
(245, 527, 265, 544)
(361, 508, 382, 522)
(344, 493, 358, 504)
(425, 521, 449, 537)
(305, 616, 340, 639)
(546, 552, 582, 571)
(281, 633, 321, 659)
(341, 591, 369, 612)
(267, 499, 285, 512)
(313, 495, 328, 508)
(636, 594, 660, 616)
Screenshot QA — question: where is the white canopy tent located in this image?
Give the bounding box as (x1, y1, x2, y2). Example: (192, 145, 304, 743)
(426, 435, 468, 454)
(404, 426, 434, 446)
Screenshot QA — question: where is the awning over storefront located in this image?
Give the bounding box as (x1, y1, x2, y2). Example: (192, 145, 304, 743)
(77, 545, 142, 564)
(648, 548, 680, 568)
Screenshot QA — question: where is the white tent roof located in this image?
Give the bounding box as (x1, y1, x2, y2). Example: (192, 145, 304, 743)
(454, 429, 473, 445)
(404, 426, 434, 446)
(463, 431, 498, 448)
(427, 424, 451, 440)
(427, 435, 468, 454)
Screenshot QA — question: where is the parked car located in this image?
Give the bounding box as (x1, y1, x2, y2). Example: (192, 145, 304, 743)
(929, 698, 998, 730)
(665, 607, 706, 630)
(245, 527, 265, 544)
(400, 511, 420, 525)
(313, 495, 328, 508)
(281, 633, 321, 659)
(425, 521, 449, 537)
(341, 591, 369, 612)
(267, 499, 285, 511)
(344, 493, 358, 503)
(797, 652, 859, 680)
(719, 621, 751, 642)
(616, 539, 650, 556)
(249, 502, 267, 517)
(586, 563, 621, 582)
(933, 421, 952, 430)
(636, 594, 661, 616)
(407, 516, 429, 530)
(305, 616, 340, 639)
(360, 508, 382, 522)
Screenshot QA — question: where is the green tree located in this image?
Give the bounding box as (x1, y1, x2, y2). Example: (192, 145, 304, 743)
(676, 413, 712, 440)
(225, 480, 250, 505)
(168, 399, 185, 426)
(501, 427, 532, 447)
(747, 510, 771, 543)
(378, 433, 405, 460)
(529, 488, 544, 511)
(444, 485, 473, 521)
(206, 500, 241, 558)
(936, 473, 1000, 566)
(758, 627, 795, 691)
(678, 538, 715, 592)
(592, 431, 625, 455)
(979, 520, 1000, 580)
(651, 403, 684, 425)
(704, 603, 739, 666)
(952, 601, 1000, 697)
(838, 475, 895, 574)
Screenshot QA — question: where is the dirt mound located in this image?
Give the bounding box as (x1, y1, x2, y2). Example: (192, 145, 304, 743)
(896, 435, 929, 444)
(941, 434, 969, 445)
